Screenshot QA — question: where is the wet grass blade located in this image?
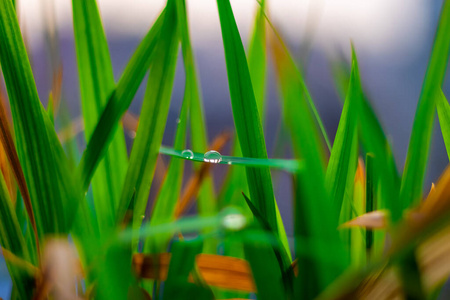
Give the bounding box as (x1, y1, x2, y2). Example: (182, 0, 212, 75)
(216, 0, 278, 233)
(325, 47, 360, 221)
(436, 90, 450, 159)
(117, 0, 179, 244)
(0, 0, 66, 236)
(72, 0, 128, 232)
(401, 0, 450, 211)
(76, 10, 165, 194)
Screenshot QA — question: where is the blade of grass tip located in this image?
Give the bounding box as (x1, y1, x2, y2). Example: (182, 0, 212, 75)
(247, 0, 267, 123)
(116, 0, 179, 248)
(401, 0, 450, 212)
(216, 0, 278, 235)
(73, 0, 128, 232)
(0, 0, 66, 237)
(325, 45, 360, 222)
(267, 13, 331, 153)
(76, 9, 165, 194)
(436, 90, 450, 160)
(175, 0, 217, 254)
(0, 170, 33, 299)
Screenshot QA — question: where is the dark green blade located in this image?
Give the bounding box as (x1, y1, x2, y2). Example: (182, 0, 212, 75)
(216, 0, 278, 235)
(117, 0, 179, 246)
(76, 10, 165, 194)
(72, 0, 128, 232)
(400, 0, 450, 212)
(0, 0, 66, 236)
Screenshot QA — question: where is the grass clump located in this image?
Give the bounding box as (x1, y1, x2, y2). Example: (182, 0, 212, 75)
(0, 0, 449, 299)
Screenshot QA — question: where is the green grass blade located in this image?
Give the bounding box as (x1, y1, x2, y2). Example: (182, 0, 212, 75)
(400, 0, 450, 211)
(0, 171, 33, 299)
(176, 0, 216, 226)
(216, 0, 278, 234)
(72, 0, 128, 232)
(247, 0, 267, 122)
(325, 47, 360, 222)
(0, 0, 66, 236)
(436, 90, 450, 159)
(118, 0, 179, 245)
(76, 10, 165, 194)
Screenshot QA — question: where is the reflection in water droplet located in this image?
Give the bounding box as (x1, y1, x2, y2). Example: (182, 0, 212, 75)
(181, 149, 194, 159)
(222, 213, 246, 231)
(204, 150, 222, 163)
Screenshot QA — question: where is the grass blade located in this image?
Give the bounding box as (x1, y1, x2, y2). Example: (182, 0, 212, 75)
(325, 47, 360, 221)
(216, 0, 278, 234)
(400, 0, 450, 211)
(118, 0, 179, 245)
(72, 0, 128, 232)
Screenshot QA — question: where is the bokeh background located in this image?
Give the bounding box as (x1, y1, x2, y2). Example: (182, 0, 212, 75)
(1, 0, 449, 297)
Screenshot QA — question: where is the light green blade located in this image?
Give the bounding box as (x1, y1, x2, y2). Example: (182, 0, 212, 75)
(325, 47, 360, 222)
(72, 0, 128, 232)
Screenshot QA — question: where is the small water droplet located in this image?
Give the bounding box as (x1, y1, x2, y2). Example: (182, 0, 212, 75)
(176, 118, 181, 124)
(222, 213, 246, 231)
(204, 150, 222, 163)
(181, 149, 194, 159)
(141, 215, 145, 219)
(227, 161, 232, 165)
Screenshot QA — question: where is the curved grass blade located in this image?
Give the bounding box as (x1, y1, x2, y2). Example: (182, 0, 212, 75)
(117, 0, 179, 246)
(76, 10, 165, 194)
(216, 0, 278, 233)
(0, 0, 66, 236)
(401, 0, 450, 211)
(159, 146, 303, 172)
(72, 0, 128, 232)
(436, 90, 450, 160)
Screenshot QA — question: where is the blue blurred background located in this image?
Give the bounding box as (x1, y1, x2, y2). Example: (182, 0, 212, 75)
(1, 0, 449, 297)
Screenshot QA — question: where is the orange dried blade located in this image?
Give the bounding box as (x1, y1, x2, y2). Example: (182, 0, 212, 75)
(133, 253, 256, 292)
(354, 157, 366, 186)
(175, 131, 232, 218)
(0, 90, 39, 258)
(0, 143, 14, 201)
(122, 110, 139, 136)
(419, 183, 437, 214)
(340, 210, 388, 229)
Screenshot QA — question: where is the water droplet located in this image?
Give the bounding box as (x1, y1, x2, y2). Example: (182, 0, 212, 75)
(227, 161, 232, 165)
(176, 118, 181, 124)
(204, 150, 222, 163)
(222, 213, 246, 231)
(141, 215, 145, 219)
(181, 149, 194, 159)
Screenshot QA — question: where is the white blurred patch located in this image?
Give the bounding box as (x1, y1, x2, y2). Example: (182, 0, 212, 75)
(18, 0, 430, 62)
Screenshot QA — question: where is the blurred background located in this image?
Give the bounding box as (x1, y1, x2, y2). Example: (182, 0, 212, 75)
(0, 0, 449, 297)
